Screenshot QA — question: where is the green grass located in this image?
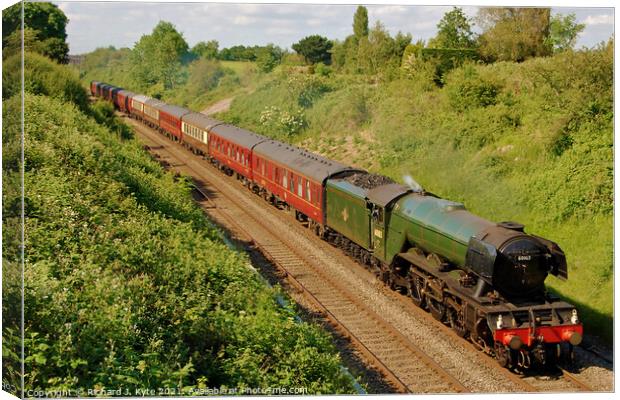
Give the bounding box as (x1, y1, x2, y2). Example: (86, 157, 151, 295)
(220, 60, 256, 74)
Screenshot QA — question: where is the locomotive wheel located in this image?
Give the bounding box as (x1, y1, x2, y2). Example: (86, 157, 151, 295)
(428, 298, 446, 322)
(447, 307, 468, 337)
(408, 275, 425, 308)
(495, 343, 510, 368)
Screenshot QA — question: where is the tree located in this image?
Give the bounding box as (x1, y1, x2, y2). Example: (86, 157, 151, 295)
(357, 22, 410, 75)
(2, 2, 69, 63)
(130, 21, 190, 90)
(217, 45, 258, 61)
(192, 40, 219, 59)
(353, 5, 369, 40)
(432, 7, 476, 49)
(477, 7, 552, 62)
(546, 13, 585, 53)
(256, 44, 283, 73)
(292, 35, 333, 65)
(393, 31, 413, 59)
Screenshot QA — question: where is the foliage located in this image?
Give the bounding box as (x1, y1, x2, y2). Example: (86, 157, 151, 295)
(192, 40, 219, 59)
(546, 13, 586, 53)
(292, 35, 333, 65)
(260, 106, 307, 137)
(334, 19, 411, 77)
(445, 64, 500, 110)
(352, 5, 369, 40)
(78, 47, 137, 94)
(255, 44, 284, 73)
(3, 27, 46, 59)
(129, 21, 190, 91)
(314, 62, 333, 77)
(477, 7, 552, 62)
(2, 92, 356, 394)
(3, 52, 89, 112)
(218, 45, 259, 61)
(430, 7, 477, 49)
(402, 44, 479, 85)
(287, 73, 331, 108)
(181, 58, 227, 98)
(2, 1, 69, 63)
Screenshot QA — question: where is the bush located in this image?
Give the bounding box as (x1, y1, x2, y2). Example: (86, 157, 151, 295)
(3, 52, 89, 111)
(444, 64, 501, 110)
(260, 106, 307, 137)
(286, 73, 331, 108)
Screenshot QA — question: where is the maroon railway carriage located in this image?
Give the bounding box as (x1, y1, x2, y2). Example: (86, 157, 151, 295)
(252, 140, 356, 226)
(208, 124, 267, 180)
(181, 112, 223, 155)
(129, 94, 151, 120)
(143, 98, 166, 128)
(100, 84, 112, 100)
(90, 81, 99, 97)
(156, 103, 191, 141)
(116, 90, 134, 113)
(111, 87, 123, 109)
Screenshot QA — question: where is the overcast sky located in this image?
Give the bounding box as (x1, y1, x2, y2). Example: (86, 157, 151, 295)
(53, 1, 615, 55)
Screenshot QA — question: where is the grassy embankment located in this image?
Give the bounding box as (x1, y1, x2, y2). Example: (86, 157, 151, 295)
(2, 53, 357, 394)
(216, 46, 613, 343)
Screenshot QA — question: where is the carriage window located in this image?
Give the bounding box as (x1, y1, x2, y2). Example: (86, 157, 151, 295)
(298, 180, 303, 197)
(290, 175, 295, 192)
(306, 181, 311, 201)
(262, 161, 265, 175)
(283, 173, 287, 188)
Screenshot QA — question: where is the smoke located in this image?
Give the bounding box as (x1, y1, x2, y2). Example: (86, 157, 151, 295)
(403, 174, 424, 193)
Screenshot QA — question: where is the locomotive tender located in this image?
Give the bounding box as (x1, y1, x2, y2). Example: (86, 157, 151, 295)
(92, 81, 583, 371)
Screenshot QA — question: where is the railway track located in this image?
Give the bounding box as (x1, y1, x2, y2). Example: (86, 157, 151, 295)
(123, 114, 602, 394)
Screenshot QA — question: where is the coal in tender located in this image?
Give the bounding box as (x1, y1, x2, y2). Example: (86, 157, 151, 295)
(343, 172, 395, 190)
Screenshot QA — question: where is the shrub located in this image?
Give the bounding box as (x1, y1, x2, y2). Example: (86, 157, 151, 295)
(444, 64, 501, 111)
(3, 52, 89, 111)
(260, 106, 307, 137)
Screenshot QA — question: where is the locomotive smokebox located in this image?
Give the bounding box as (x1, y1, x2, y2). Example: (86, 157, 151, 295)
(466, 223, 567, 300)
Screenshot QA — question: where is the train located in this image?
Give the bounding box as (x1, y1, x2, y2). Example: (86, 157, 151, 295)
(91, 80, 583, 372)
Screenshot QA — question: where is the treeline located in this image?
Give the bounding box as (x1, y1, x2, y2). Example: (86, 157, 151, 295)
(76, 5, 588, 104)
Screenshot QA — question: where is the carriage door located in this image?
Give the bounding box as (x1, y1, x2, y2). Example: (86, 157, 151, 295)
(370, 203, 385, 259)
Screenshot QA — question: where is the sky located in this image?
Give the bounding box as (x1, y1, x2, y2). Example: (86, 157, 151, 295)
(51, 1, 615, 55)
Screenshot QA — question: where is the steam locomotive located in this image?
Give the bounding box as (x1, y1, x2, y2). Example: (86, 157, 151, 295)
(92, 81, 583, 371)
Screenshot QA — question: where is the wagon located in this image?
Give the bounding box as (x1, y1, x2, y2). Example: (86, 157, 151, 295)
(181, 112, 223, 155)
(252, 140, 357, 225)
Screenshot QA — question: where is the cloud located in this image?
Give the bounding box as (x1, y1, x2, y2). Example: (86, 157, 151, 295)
(583, 14, 614, 26)
(233, 15, 257, 26)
